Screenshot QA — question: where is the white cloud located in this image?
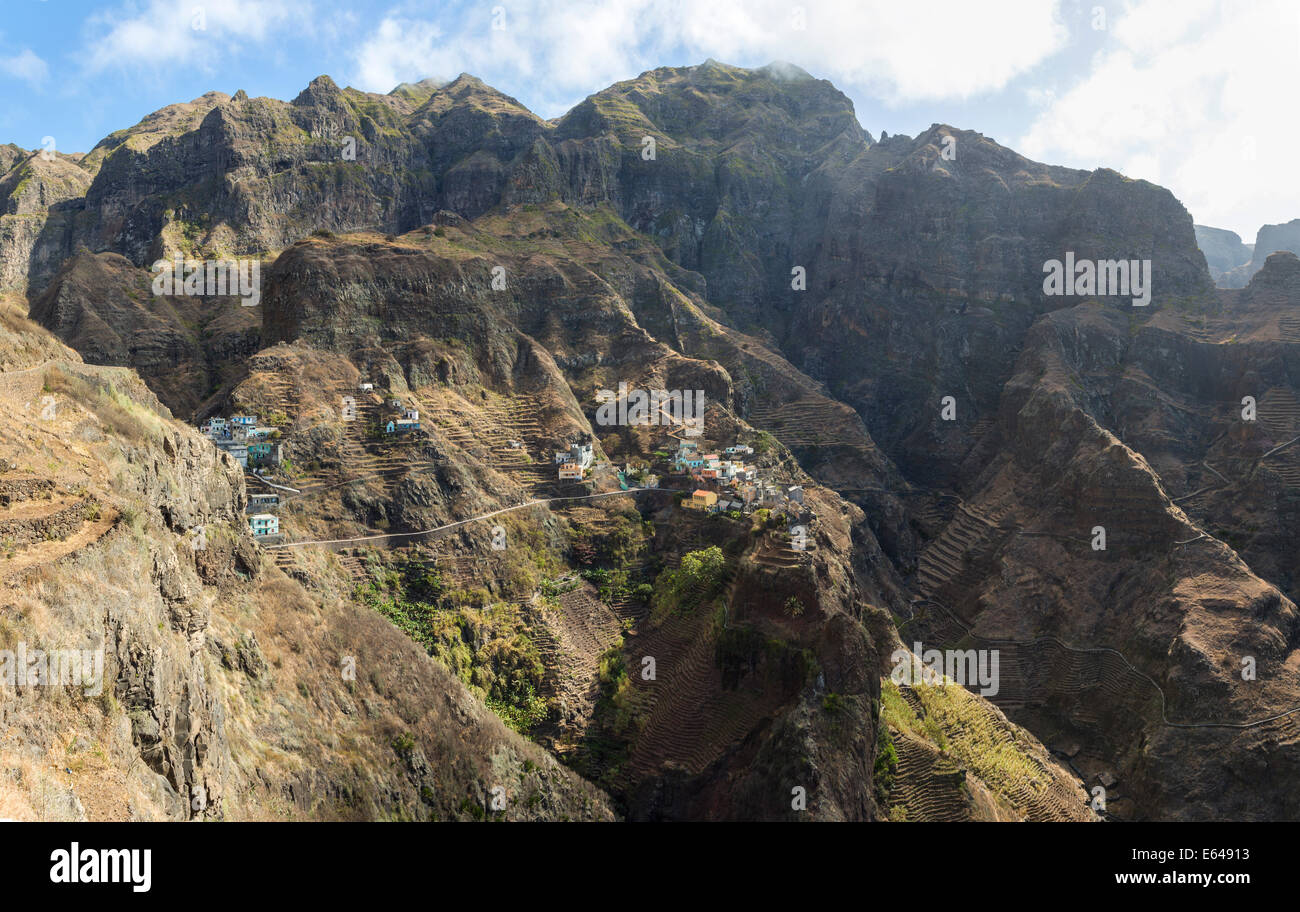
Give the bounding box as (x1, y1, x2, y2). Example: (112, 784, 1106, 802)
(1020, 0, 1300, 237)
(351, 0, 1069, 110)
(0, 49, 49, 87)
(83, 0, 306, 74)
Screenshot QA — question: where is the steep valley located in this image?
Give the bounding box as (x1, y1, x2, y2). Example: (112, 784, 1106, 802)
(3, 60, 1299, 822)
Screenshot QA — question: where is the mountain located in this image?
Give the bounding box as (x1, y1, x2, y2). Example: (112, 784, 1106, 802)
(3, 61, 1300, 821)
(1194, 224, 1253, 282)
(1199, 218, 1300, 288)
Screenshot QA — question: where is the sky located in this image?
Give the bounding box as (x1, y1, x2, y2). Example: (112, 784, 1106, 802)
(2, 0, 1296, 238)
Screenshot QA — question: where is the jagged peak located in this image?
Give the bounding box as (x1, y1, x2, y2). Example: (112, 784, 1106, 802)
(417, 72, 541, 121)
(292, 74, 344, 106)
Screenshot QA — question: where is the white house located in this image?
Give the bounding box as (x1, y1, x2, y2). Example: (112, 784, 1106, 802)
(248, 513, 279, 537)
(554, 442, 594, 470)
(573, 442, 594, 469)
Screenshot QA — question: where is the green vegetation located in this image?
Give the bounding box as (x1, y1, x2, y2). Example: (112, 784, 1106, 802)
(357, 555, 549, 736)
(650, 545, 728, 619)
(873, 724, 898, 804)
(595, 641, 638, 735)
(881, 678, 1046, 800)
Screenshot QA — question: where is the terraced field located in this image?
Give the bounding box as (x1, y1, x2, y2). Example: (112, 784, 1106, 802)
(913, 502, 1013, 600)
(887, 682, 1094, 822)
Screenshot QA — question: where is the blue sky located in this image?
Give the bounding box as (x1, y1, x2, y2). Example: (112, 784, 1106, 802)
(2, 0, 1296, 238)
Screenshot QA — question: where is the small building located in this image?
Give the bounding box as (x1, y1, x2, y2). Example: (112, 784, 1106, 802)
(554, 442, 593, 471)
(384, 420, 396, 434)
(395, 418, 419, 433)
(358, 382, 374, 391)
(558, 462, 584, 481)
(231, 415, 257, 427)
(571, 442, 594, 469)
(246, 493, 280, 512)
(404, 408, 419, 422)
(725, 444, 754, 456)
(688, 489, 718, 510)
(786, 485, 805, 505)
(247, 441, 282, 467)
(248, 513, 279, 537)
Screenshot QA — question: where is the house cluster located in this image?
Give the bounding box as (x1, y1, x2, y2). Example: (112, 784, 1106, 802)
(672, 440, 806, 517)
(245, 489, 282, 540)
(381, 397, 421, 436)
(555, 440, 595, 481)
(199, 414, 282, 468)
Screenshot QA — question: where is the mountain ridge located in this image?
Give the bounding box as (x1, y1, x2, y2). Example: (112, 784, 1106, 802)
(4, 60, 1299, 821)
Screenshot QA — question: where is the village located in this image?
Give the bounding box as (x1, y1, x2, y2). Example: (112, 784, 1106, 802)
(550, 434, 811, 525)
(195, 381, 426, 543)
(193, 374, 812, 547)
(664, 439, 810, 522)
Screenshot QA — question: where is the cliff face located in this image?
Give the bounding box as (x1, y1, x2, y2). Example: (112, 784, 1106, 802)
(0, 149, 93, 292)
(7, 61, 1300, 821)
(1195, 224, 1253, 281)
(1207, 218, 1300, 288)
